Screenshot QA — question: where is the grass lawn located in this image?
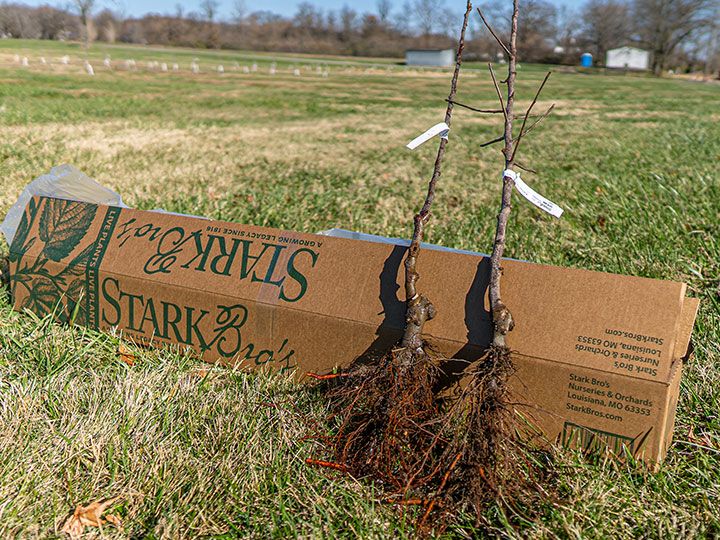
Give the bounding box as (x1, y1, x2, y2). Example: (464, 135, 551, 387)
(0, 39, 718, 538)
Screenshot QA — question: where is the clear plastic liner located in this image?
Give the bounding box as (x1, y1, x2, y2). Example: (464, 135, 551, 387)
(316, 228, 490, 258)
(1, 164, 127, 246)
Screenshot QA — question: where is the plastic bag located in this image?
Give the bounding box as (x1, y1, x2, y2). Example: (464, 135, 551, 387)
(1, 164, 127, 246)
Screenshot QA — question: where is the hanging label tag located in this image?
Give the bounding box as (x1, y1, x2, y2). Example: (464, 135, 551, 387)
(406, 122, 450, 150)
(503, 169, 564, 218)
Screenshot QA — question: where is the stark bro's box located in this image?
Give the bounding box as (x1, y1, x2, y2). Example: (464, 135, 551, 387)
(8, 196, 699, 464)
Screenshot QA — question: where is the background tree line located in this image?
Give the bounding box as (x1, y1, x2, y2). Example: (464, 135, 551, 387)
(0, 0, 717, 74)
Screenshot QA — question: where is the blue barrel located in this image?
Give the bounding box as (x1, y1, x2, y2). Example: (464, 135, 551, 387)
(580, 53, 593, 68)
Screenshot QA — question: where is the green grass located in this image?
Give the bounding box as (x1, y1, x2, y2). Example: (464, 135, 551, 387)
(0, 39, 719, 538)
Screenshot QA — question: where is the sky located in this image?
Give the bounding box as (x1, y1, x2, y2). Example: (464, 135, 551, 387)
(18, 0, 584, 21)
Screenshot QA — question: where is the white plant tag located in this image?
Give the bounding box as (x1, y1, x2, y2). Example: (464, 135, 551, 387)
(406, 122, 450, 150)
(504, 169, 564, 218)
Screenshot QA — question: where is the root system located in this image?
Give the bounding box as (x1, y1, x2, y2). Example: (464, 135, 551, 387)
(308, 344, 551, 533)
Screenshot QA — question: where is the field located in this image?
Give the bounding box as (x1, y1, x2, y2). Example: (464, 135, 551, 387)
(0, 39, 719, 538)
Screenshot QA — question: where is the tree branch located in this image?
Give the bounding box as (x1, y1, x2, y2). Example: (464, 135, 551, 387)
(480, 104, 554, 149)
(488, 63, 507, 125)
(445, 99, 503, 114)
(476, 6, 511, 57)
(511, 71, 551, 162)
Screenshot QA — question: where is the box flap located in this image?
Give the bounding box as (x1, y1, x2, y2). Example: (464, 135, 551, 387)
(673, 297, 699, 361)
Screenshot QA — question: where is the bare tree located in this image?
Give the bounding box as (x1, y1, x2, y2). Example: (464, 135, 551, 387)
(95, 9, 118, 43)
(339, 5, 357, 42)
(704, 3, 720, 76)
(200, 0, 218, 22)
(480, 0, 559, 61)
(73, 0, 96, 50)
(377, 0, 392, 24)
(0, 4, 42, 39)
(634, 0, 715, 74)
(581, 0, 632, 65)
(200, 0, 219, 48)
(412, 0, 444, 39)
(232, 0, 246, 25)
(517, 0, 557, 60)
(35, 5, 74, 40)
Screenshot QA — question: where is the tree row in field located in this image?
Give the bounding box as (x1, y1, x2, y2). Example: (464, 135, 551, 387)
(0, 0, 717, 74)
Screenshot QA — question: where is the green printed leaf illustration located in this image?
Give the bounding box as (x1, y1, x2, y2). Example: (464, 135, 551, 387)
(65, 278, 85, 303)
(21, 275, 60, 317)
(8, 198, 38, 264)
(39, 199, 97, 262)
(69, 241, 97, 267)
(63, 278, 86, 324)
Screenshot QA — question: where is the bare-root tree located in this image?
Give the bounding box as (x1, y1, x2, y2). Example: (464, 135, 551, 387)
(309, 0, 556, 530)
(308, 0, 474, 514)
(437, 0, 557, 517)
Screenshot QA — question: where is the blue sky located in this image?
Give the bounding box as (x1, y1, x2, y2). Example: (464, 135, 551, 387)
(20, 0, 583, 21)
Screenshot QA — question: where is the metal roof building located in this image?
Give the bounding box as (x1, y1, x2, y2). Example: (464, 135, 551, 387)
(606, 47, 650, 70)
(405, 49, 455, 67)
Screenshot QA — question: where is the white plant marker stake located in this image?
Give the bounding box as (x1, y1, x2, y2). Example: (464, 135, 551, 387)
(85, 61, 94, 75)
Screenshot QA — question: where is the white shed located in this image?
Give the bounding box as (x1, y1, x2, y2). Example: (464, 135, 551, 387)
(405, 49, 455, 67)
(606, 47, 650, 70)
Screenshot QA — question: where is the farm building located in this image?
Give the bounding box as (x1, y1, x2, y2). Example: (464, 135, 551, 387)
(606, 47, 650, 70)
(405, 49, 455, 67)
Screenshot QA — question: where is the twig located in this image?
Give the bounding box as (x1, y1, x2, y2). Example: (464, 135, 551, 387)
(446, 99, 503, 114)
(517, 103, 555, 140)
(401, 0, 473, 351)
(488, 63, 507, 125)
(418, 452, 463, 528)
(306, 372, 349, 380)
(480, 135, 505, 147)
(511, 71, 552, 161)
(383, 497, 438, 507)
(305, 458, 350, 472)
(477, 6, 511, 57)
(514, 161, 537, 174)
(479, 104, 554, 149)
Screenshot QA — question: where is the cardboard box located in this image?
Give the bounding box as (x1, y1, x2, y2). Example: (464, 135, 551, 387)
(8, 196, 699, 464)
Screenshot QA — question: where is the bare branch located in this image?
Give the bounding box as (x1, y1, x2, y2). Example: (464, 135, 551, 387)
(514, 103, 555, 146)
(479, 135, 505, 147)
(514, 161, 537, 174)
(445, 99, 503, 114)
(488, 63, 507, 125)
(510, 71, 552, 161)
(476, 6, 511, 57)
(480, 104, 554, 150)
